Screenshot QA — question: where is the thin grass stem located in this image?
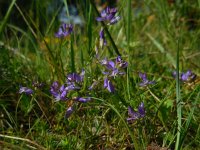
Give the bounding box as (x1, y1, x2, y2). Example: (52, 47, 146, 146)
(175, 38, 182, 150)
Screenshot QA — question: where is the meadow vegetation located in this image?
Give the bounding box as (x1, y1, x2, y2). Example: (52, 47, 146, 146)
(0, 0, 200, 149)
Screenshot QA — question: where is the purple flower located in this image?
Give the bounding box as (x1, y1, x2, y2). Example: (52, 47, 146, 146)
(50, 81, 68, 101)
(181, 70, 196, 81)
(109, 16, 121, 25)
(65, 106, 74, 118)
(76, 97, 91, 103)
(139, 73, 155, 87)
(104, 78, 115, 92)
(116, 56, 128, 68)
(66, 70, 85, 90)
(127, 102, 145, 123)
(96, 7, 120, 24)
(55, 23, 73, 38)
(99, 28, 107, 47)
(19, 86, 34, 95)
(101, 56, 127, 77)
(67, 70, 84, 83)
(172, 70, 196, 82)
(172, 71, 177, 78)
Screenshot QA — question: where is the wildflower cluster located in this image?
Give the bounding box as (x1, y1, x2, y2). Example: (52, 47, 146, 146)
(96, 7, 120, 25)
(50, 70, 91, 118)
(55, 23, 73, 38)
(139, 72, 155, 87)
(127, 102, 145, 123)
(100, 56, 128, 92)
(18, 5, 197, 124)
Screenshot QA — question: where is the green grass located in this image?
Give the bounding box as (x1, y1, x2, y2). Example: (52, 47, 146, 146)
(0, 0, 200, 149)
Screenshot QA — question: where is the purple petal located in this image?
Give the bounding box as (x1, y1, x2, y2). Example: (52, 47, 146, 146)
(60, 85, 65, 92)
(119, 61, 128, 68)
(99, 28, 107, 46)
(60, 90, 67, 99)
(128, 106, 136, 117)
(127, 106, 140, 121)
(107, 80, 115, 93)
(116, 56, 122, 63)
(181, 70, 191, 81)
(102, 71, 109, 75)
(96, 17, 105, 22)
(51, 81, 59, 89)
(148, 81, 156, 85)
(65, 106, 74, 118)
(138, 102, 145, 117)
(106, 61, 115, 70)
(101, 58, 108, 65)
(76, 97, 91, 103)
(111, 68, 119, 77)
(19, 87, 33, 95)
(104, 78, 108, 88)
(109, 16, 121, 24)
(139, 73, 147, 82)
(55, 23, 73, 38)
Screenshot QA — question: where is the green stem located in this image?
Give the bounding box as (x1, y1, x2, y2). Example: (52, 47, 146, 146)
(126, 0, 131, 101)
(70, 34, 75, 73)
(175, 39, 181, 150)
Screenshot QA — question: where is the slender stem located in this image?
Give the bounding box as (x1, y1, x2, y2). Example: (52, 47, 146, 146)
(70, 34, 75, 72)
(175, 38, 182, 150)
(126, 0, 131, 100)
(147, 87, 161, 102)
(0, 134, 46, 150)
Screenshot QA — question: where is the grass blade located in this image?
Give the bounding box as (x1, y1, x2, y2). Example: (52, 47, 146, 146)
(0, 0, 17, 38)
(175, 38, 181, 150)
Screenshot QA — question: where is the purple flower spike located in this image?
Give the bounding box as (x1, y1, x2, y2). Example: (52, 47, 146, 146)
(19, 86, 34, 95)
(104, 78, 115, 93)
(65, 106, 74, 118)
(139, 72, 155, 87)
(55, 23, 73, 38)
(96, 7, 120, 25)
(127, 102, 145, 123)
